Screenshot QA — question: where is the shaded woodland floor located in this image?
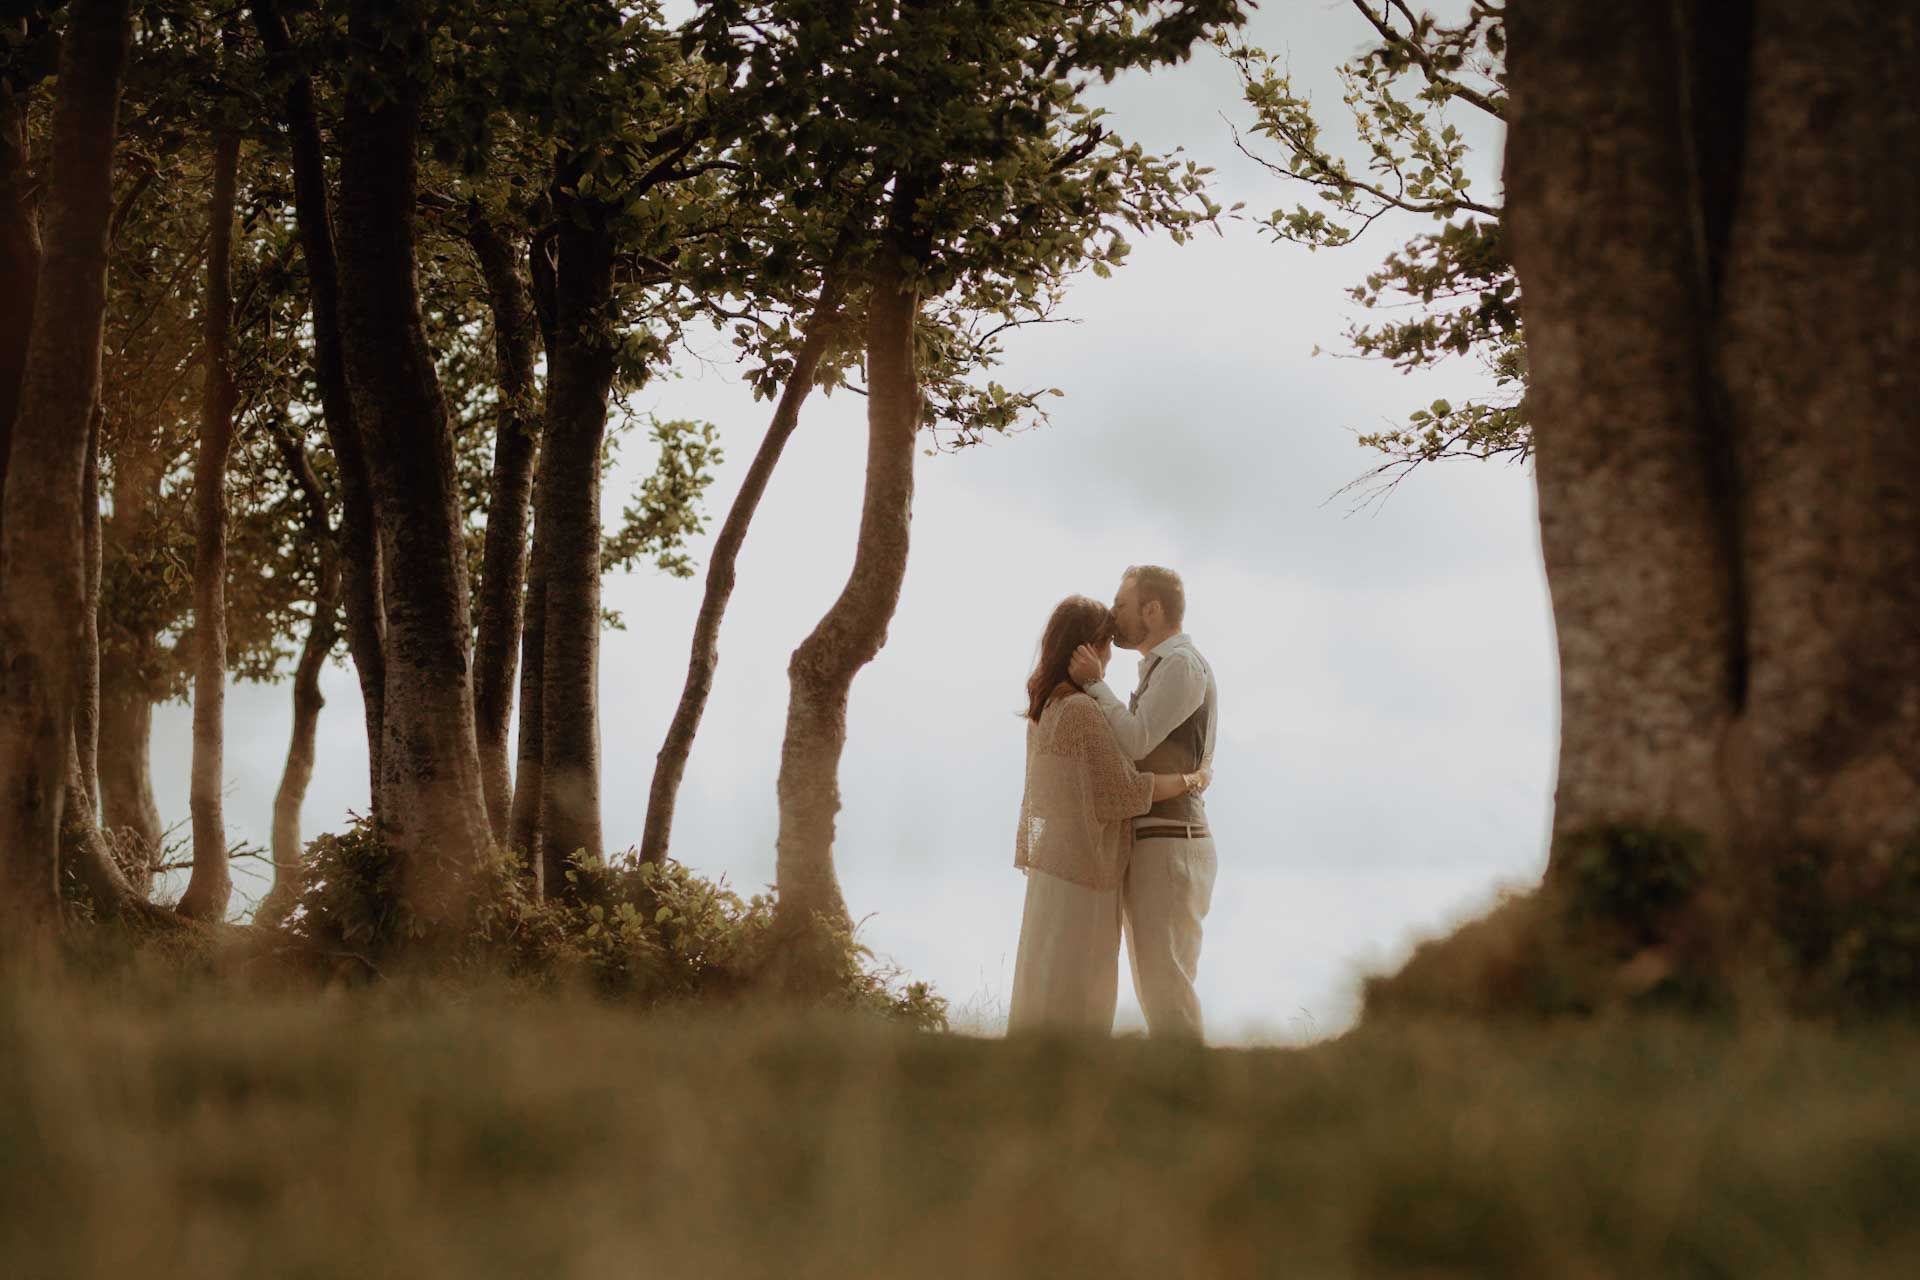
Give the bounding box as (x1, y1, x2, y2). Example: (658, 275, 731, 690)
(4, 977, 1917, 1278)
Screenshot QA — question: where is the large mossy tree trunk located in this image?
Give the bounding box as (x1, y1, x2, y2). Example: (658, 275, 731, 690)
(253, 0, 386, 810)
(177, 128, 241, 922)
(639, 269, 849, 866)
(1497, 1, 1919, 976)
(333, 0, 493, 928)
(0, 0, 133, 950)
(532, 188, 615, 892)
(464, 209, 541, 847)
(771, 250, 920, 984)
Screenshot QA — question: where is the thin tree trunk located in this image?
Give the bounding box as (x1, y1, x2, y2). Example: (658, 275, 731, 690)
(77, 409, 103, 816)
(0, 0, 133, 950)
(259, 438, 341, 927)
(640, 268, 849, 865)
(177, 127, 241, 922)
(333, 0, 493, 927)
(252, 0, 386, 808)
(510, 533, 546, 870)
(532, 184, 616, 887)
(464, 208, 540, 845)
(772, 249, 921, 980)
(61, 403, 141, 912)
(98, 438, 164, 888)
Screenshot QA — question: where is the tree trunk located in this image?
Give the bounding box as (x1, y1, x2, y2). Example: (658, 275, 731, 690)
(1505, 1, 1920, 902)
(97, 683, 161, 887)
(0, 0, 133, 950)
(98, 438, 165, 888)
(253, 0, 386, 808)
(640, 268, 849, 865)
(509, 532, 546, 870)
(63, 404, 141, 913)
(464, 208, 541, 846)
(0, 28, 41, 545)
(177, 127, 241, 922)
(77, 409, 103, 817)
(772, 251, 921, 979)
(333, 0, 493, 928)
(532, 186, 616, 888)
(259, 439, 341, 927)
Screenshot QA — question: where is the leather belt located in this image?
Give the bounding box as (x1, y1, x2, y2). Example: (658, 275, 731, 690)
(1136, 823, 1210, 842)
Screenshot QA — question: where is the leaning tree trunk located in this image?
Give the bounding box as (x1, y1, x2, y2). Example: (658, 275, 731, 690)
(640, 267, 850, 865)
(259, 438, 342, 927)
(532, 191, 615, 891)
(333, 0, 493, 927)
(253, 0, 386, 808)
(177, 127, 241, 922)
(464, 208, 541, 846)
(772, 251, 921, 981)
(0, 0, 133, 950)
(1505, 2, 1920, 920)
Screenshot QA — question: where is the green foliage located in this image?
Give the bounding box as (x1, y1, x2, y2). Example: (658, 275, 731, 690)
(684, 0, 1248, 444)
(1559, 822, 1709, 944)
(1370, 823, 1920, 1022)
(280, 818, 946, 1027)
(1225, 3, 1525, 480)
(1774, 838, 1920, 1015)
(599, 414, 722, 581)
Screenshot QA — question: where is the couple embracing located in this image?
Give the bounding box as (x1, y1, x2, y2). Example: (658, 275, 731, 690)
(1009, 565, 1219, 1039)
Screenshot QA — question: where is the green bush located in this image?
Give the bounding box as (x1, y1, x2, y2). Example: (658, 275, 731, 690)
(280, 818, 946, 1030)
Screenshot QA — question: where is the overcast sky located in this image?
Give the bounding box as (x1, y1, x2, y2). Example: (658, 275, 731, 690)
(148, 1, 1556, 1042)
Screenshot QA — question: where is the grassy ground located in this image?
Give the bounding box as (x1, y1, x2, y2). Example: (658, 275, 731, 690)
(3, 977, 1917, 1279)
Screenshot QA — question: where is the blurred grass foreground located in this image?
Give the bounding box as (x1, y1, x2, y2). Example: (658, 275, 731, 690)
(5, 975, 1918, 1278)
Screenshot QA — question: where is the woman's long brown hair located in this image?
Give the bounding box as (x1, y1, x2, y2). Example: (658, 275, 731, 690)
(1025, 595, 1114, 722)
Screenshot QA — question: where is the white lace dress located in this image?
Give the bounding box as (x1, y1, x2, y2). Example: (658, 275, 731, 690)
(1007, 692, 1156, 1033)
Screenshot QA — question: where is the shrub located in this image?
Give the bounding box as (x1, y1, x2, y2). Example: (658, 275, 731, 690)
(279, 818, 946, 1029)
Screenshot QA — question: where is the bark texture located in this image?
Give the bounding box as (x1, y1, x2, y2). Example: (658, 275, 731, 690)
(0, 0, 133, 947)
(1506, 1, 1920, 885)
(253, 0, 386, 806)
(260, 439, 341, 926)
(177, 128, 241, 922)
(464, 208, 541, 845)
(509, 534, 546, 868)
(640, 270, 848, 865)
(333, 0, 493, 924)
(98, 440, 165, 886)
(0, 26, 40, 548)
(63, 407, 139, 911)
(532, 188, 616, 890)
(772, 252, 921, 974)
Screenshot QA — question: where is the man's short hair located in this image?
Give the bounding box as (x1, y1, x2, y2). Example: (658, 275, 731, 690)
(1124, 564, 1185, 628)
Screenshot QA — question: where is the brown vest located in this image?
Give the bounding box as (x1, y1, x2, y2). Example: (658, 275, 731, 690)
(1131, 642, 1217, 826)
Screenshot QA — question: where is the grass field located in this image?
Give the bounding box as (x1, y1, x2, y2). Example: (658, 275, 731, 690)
(3, 977, 1917, 1278)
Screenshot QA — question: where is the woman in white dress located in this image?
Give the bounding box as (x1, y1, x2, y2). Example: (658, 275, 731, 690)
(1007, 596, 1207, 1033)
